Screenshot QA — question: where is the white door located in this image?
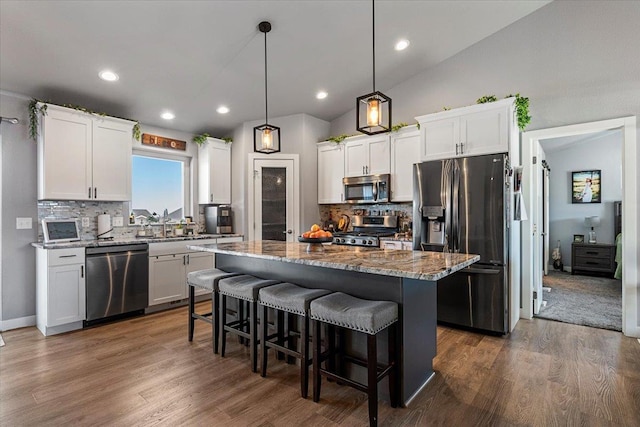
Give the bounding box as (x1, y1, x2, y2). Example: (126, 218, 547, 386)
(543, 162, 550, 276)
(249, 155, 299, 242)
(532, 142, 547, 315)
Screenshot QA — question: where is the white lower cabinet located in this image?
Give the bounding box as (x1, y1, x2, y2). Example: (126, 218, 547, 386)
(148, 237, 243, 306)
(381, 241, 413, 250)
(36, 247, 86, 336)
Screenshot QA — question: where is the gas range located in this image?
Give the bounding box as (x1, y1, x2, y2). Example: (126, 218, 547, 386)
(332, 215, 398, 247)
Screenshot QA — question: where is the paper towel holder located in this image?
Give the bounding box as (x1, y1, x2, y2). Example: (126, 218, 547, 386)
(97, 212, 114, 239)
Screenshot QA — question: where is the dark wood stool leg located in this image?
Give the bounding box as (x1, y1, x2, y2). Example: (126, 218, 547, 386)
(261, 304, 269, 377)
(300, 315, 309, 398)
(312, 319, 322, 402)
(188, 285, 195, 341)
(213, 290, 220, 354)
(250, 301, 258, 373)
(388, 324, 399, 408)
(276, 310, 285, 360)
(238, 299, 245, 345)
(287, 312, 296, 364)
(367, 333, 378, 427)
(327, 324, 336, 380)
(220, 294, 227, 357)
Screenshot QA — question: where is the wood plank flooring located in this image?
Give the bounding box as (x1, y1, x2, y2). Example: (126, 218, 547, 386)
(1, 304, 639, 426)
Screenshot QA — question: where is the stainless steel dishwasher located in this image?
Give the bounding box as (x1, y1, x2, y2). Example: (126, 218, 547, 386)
(85, 243, 149, 325)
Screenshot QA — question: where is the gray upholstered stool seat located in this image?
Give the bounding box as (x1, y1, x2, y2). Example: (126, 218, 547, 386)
(310, 292, 399, 427)
(258, 283, 331, 398)
(309, 292, 398, 335)
(218, 274, 281, 372)
(186, 268, 240, 353)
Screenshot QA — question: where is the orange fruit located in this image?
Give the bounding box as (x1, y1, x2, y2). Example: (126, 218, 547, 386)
(309, 231, 320, 238)
(302, 231, 311, 238)
(325, 231, 333, 238)
(311, 224, 320, 232)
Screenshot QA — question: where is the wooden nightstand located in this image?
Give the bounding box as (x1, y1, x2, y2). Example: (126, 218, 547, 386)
(571, 242, 616, 277)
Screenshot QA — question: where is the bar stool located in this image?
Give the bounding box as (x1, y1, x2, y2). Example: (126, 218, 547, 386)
(310, 292, 399, 427)
(186, 268, 240, 353)
(258, 283, 332, 398)
(218, 275, 281, 372)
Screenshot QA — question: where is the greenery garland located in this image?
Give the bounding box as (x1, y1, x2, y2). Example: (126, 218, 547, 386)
(28, 99, 141, 141)
(192, 133, 233, 145)
(477, 93, 531, 130)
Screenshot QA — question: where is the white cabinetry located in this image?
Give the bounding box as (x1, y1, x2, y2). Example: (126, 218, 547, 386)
(36, 247, 86, 336)
(381, 240, 413, 250)
(416, 98, 515, 161)
(317, 142, 345, 204)
(148, 236, 243, 305)
(344, 134, 390, 177)
(198, 138, 231, 204)
(37, 104, 134, 201)
(390, 126, 420, 202)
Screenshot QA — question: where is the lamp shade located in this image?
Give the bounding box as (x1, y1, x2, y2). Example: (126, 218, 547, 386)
(357, 91, 392, 135)
(254, 123, 281, 154)
(584, 216, 601, 228)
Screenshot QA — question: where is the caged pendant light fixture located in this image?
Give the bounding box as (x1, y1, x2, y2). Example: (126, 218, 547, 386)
(356, 0, 391, 135)
(254, 21, 281, 154)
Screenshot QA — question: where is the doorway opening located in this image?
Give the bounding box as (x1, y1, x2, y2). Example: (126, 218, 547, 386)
(521, 116, 638, 337)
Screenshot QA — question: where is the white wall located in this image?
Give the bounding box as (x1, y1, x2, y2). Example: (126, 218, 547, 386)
(545, 131, 622, 265)
(231, 113, 329, 237)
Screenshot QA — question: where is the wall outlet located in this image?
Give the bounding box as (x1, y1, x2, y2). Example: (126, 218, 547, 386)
(82, 217, 90, 228)
(112, 216, 124, 227)
(16, 217, 32, 229)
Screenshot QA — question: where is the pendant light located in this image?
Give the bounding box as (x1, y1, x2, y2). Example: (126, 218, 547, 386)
(356, 0, 392, 135)
(254, 21, 281, 154)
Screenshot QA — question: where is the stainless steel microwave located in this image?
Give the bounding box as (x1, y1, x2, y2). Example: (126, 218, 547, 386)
(343, 174, 390, 204)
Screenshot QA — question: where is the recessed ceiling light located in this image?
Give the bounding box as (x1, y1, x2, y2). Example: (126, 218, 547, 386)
(316, 91, 328, 100)
(395, 39, 410, 51)
(217, 106, 230, 114)
(161, 111, 175, 120)
(99, 70, 119, 81)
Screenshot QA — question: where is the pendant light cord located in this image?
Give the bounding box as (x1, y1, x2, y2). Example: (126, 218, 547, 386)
(264, 28, 269, 123)
(372, 0, 376, 93)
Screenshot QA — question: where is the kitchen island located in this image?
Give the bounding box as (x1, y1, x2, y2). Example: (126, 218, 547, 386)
(187, 240, 479, 405)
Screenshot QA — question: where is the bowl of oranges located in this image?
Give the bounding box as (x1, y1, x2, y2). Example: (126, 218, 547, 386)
(299, 224, 333, 243)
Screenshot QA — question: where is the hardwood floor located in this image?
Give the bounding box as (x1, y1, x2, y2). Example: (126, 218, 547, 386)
(1, 304, 639, 426)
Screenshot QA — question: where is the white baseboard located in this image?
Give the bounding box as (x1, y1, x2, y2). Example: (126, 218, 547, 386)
(623, 324, 640, 339)
(1, 315, 36, 332)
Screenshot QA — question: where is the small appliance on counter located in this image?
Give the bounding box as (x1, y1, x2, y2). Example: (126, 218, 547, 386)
(205, 205, 233, 234)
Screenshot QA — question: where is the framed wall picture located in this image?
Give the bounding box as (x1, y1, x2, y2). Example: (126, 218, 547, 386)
(573, 234, 585, 243)
(572, 170, 601, 203)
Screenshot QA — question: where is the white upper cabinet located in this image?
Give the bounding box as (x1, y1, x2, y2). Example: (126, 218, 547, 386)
(344, 134, 390, 177)
(390, 126, 420, 202)
(198, 137, 231, 204)
(417, 98, 515, 161)
(37, 104, 134, 201)
(317, 141, 345, 204)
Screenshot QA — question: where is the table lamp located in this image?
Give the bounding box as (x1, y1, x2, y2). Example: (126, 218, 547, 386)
(584, 216, 600, 243)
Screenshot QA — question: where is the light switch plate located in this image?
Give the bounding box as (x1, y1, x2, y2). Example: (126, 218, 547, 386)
(82, 217, 90, 228)
(16, 217, 32, 229)
(112, 216, 124, 227)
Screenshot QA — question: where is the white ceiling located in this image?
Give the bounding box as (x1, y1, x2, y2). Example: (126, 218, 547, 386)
(0, 1, 549, 136)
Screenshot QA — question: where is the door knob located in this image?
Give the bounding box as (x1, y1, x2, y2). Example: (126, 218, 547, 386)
(282, 229, 293, 234)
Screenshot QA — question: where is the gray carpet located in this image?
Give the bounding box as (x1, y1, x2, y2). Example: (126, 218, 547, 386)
(535, 270, 622, 331)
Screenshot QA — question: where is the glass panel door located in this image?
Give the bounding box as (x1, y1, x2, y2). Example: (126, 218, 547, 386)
(261, 167, 287, 241)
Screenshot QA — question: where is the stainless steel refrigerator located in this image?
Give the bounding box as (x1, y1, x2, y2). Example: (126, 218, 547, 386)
(413, 153, 510, 334)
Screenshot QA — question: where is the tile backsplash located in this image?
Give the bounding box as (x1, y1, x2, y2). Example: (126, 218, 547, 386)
(318, 203, 412, 231)
(37, 201, 207, 240)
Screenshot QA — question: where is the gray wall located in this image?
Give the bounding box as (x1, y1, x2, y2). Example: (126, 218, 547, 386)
(0, 93, 38, 323)
(545, 132, 623, 266)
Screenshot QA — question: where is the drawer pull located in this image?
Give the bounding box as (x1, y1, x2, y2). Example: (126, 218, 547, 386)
(59, 254, 77, 258)
(586, 251, 599, 255)
(586, 261, 599, 265)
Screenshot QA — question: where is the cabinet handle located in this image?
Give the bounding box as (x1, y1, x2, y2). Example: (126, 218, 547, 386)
(94, 188, 97, 198)
(460, 142, 464, 154)
(81, 265, 84, 278)
(88, 187, 92, 198)
(186, 254, 190, 264)
(366, 166, 369, 174)
(210, 194, 213, 203)
(455, 144, 459, 155)
(59, 254, 77, 258)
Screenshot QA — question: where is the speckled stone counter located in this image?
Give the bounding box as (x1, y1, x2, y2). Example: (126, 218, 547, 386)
(187, 240, 479, 405)
(32, 234, 244, 249)
(187, 240, 478, 281)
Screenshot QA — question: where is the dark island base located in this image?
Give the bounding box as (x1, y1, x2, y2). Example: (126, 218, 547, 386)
(215, 253, 437, 406)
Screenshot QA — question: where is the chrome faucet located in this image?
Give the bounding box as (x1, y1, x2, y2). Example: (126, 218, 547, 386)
(162, 208, 170, 237)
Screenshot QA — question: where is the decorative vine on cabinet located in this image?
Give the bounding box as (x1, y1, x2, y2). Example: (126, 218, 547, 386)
(37, 104, 135, 201)
(198, 137, 231, 204)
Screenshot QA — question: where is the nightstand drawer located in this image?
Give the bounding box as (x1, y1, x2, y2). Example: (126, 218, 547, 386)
(574, 256, 613, 270)
(574, 246, 613, 258)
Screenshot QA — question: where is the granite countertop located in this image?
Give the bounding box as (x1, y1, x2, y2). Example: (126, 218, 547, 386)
(187, 240, 479, 281)
(32, 234, 243, 249)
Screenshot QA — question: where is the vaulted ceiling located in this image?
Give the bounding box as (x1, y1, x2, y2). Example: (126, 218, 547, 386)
(0, 1, 550, 136)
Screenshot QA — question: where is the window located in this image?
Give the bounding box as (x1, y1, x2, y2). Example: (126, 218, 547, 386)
(131, 153, 189, 223)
